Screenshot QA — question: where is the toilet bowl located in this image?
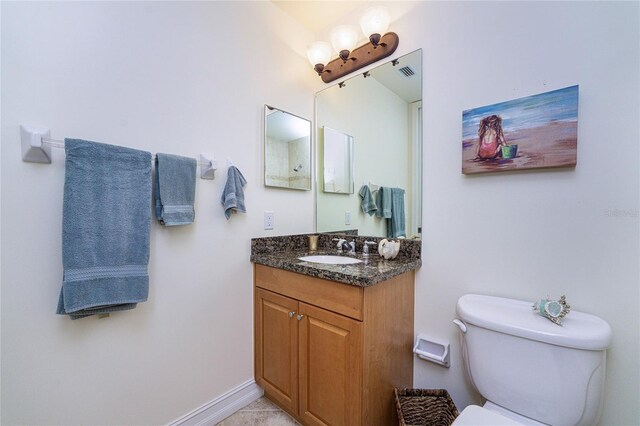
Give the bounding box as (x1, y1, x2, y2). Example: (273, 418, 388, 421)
(452, 294, 612, 426)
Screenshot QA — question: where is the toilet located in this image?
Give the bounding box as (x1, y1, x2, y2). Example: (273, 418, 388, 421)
(452, 294, 612, 426)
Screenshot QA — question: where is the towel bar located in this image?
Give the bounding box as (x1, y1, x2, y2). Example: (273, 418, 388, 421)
(20, 124, 218, 179)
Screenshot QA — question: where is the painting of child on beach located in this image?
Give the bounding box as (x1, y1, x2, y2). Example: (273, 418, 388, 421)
(462, 85, 578, 174)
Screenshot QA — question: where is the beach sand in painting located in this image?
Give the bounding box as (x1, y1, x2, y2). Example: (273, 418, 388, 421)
(462, 120, 577, 174)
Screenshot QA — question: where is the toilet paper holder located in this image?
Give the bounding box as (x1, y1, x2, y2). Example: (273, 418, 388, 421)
(413, 334, 450, 368)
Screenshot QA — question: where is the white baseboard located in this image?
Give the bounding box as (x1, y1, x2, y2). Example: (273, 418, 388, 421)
(169, 379, 264, 426)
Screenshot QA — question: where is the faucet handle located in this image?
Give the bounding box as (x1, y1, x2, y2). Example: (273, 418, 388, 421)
(348, 240, 356, 254)
(333, 238, 347, 250)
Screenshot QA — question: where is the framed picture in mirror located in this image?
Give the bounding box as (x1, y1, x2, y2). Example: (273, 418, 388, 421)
(322, 126, 354, 194)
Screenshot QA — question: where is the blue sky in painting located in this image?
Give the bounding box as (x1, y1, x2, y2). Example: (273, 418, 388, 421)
(462, 85, 579, 140)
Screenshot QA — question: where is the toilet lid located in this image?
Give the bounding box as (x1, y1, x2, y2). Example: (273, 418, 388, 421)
(453, 405, 522, 425)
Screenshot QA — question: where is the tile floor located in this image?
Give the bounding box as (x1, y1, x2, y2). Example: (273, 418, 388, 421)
(216, 396, 300, 425)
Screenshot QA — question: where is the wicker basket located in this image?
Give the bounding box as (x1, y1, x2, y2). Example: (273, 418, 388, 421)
(394, 388, 459, 426)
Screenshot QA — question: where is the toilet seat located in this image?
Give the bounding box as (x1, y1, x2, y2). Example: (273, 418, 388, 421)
(453, 405, 522, 425)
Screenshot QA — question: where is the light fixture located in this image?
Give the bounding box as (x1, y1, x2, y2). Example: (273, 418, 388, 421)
(307, 6, 398, 83)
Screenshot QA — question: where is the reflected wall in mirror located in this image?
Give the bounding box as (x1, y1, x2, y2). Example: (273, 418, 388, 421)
(316, 49, 422, 238)
(322, 126, 354, 194)
(264, 105, 311, 190)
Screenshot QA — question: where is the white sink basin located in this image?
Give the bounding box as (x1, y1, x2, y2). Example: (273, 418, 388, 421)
(298, 255, 362, 265)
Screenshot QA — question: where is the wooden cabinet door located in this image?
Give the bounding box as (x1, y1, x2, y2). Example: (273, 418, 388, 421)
(298, 302, 363, 426)
(255, 288, 299, 414)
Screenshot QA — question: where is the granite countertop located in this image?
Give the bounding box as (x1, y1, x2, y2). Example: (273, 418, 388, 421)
(251, 233, 421, 287)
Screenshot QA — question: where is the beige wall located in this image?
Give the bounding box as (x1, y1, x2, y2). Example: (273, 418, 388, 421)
(0, 2, 316, 424)
(386, 2, 639, 425)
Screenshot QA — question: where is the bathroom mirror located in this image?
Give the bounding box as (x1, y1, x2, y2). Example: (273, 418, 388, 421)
(264, 105, 311, 190)
(316, 49, 422, 238)
(322, 126, 354, 194)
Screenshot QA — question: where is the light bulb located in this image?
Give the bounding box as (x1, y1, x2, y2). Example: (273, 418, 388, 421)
(306, 41, 332, 68)
(330, 25, 359, 54)
(360, 7, 391, 42)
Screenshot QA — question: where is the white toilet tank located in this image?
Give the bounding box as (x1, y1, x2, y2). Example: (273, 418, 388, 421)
(456, 294, 612, 426)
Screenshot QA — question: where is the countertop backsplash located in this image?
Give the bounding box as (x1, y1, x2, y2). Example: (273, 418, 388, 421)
(251, 232, 420, 260)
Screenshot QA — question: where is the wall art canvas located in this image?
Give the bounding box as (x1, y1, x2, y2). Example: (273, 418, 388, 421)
(462, 85, 578, 174)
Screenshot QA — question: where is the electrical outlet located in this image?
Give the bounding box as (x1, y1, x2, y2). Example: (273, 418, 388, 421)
(264, 211, 274, 230)
(345, 211, 351, 225)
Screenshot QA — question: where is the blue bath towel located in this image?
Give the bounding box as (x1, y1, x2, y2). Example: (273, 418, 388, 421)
(57, 139, 152, 319)
(375, 187, 392, 219)
(358, 185, 377, 216)
(221, 166, 247, 220)
(387, 187, 406, 238)
(154, 153, 197, 226)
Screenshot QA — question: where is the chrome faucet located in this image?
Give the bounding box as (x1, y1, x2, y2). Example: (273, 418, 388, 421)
(363, 241, 377, 258)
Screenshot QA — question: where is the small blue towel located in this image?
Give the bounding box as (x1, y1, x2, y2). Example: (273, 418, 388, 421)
(221, 166, 247, 220)
(387, 187, 406, 238)
(358, 185, 377, 216)
(154, 153, 197, 226)
(375, 187, 393, 219)
(57, 139, 152, 319)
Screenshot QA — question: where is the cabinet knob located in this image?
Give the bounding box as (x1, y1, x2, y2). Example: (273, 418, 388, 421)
(297, 314, 304, 321)
(288, 311, 296, 318)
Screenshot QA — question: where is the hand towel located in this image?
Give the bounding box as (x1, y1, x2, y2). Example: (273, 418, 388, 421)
(358, 185, 377, 216)
(154, 153, 197, 226)
(375, 187, 393, 219)
(387, 187, 406, 238)
(221, 166, 247, 220)
(57, 138, 152, 319)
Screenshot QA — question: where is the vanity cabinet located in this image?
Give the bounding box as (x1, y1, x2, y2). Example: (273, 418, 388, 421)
(255, 288, 362, 425)
(254, 264, 414, 426)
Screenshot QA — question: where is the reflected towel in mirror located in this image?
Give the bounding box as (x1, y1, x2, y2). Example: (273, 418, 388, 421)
(375, 187, 393, 219)
(388, 187, 406, 238)
(358, 184, 378, 216)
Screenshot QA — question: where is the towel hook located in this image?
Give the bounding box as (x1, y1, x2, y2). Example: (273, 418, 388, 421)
(199, 153, 217, 179)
